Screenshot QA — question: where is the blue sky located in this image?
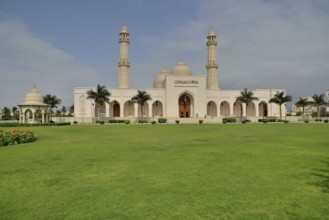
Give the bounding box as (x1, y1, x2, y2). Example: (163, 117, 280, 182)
(1, 0, 329, 109)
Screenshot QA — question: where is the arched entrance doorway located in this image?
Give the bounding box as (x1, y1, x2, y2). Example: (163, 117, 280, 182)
(113, 102, 120, 117)
(178, 93, 191, 118)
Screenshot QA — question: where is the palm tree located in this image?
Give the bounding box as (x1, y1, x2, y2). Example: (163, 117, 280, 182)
(310, 94, 327, 118)
(236, 88, 259, 120)
(61, 106, 67, 116)
(131, 90, 152, 120)
(269, 91, 292, 120)
(43, 94, 62, 121)
(87, 84, 111, 121)
(295, 97, 310, 119)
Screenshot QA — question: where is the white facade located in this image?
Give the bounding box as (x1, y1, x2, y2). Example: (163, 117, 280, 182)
(74, 26, 286, 122)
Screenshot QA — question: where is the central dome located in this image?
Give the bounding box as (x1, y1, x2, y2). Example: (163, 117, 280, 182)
(172, 60, 192, 76)
(153, 69, 170, 88)
(22, 86, 45, 105)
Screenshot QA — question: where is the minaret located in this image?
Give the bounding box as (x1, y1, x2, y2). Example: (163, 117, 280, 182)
(118, 25, 130, 89)
(206, 28, 219, 89)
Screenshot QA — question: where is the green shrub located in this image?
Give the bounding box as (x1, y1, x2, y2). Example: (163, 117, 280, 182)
(199, 120, 203, 124)
(151, 121, 156, 124)
(222, 117, 236, 124)
(0, 122, 70, 127)
(315, 119, 322, 122)
(73, 121, 78, 125)
(242, 119, 251, 124)
(305, 120, 309, 123)
(158, 118, 167, 123)
(109, 119, 130, 124)
(312, 112, 318, 118)
(138, 120, 148, 124)
(278, 119, 289, 123)
(175, 120, 180, 124)
(96, 121, 105, 125)
(0, 130, 36, 147)
(324, 120, 328, 123)
(125, 120, 130, 124)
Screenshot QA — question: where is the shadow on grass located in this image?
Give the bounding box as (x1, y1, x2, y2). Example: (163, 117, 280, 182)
(311, 159, 329, 193)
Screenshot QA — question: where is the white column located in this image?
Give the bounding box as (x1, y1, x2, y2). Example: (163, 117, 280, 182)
(134, 103, 138, 117)
(32, 110, 35, 123)
(105, 102, 110, 117)
(149, 102, 153, 118)
(255, 102, 259, 117)
(230, 102, 234, 116)
(22, 111, 25, 123)
(42, 112, 45, 123)
(19, 110, 22, 123)
(120, 102, 124, 118)
(242, 103, 246, 117)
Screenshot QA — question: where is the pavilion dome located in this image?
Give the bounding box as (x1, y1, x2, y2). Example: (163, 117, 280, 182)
(153, 69, 170, 88)
(22, 86, 45, 105)
(172, 60, 192, 76)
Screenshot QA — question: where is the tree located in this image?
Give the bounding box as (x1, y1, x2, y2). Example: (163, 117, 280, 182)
(310, 94, 327, 118)
(269, 91, 292, 120)
(235, 88, 259, 120)
(295, 97, 310, 119)
(61, 106, 67, 116)
(1, 107, 12, 120)
(131, 90, 152, 120)
(43, 94, 62, 121)
(87, 84, 111, 121)
(69, 105, 74, 115)
(11, 106, 19, 120)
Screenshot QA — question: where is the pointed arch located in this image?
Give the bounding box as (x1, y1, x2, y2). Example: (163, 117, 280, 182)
(124, 100, 135, 117)
(233, 101, 242, 117)
(152, 100, 163, 117)
(220, 101, 230, 116)
(259, 101, 268, 117)
(110, 100, 120, 117)
(207, 101, 218, 117)
(79, 95, 86, 115)
(178, 92, 194, 118)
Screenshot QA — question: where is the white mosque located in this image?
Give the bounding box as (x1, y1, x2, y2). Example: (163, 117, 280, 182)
(73, 26, 286, 123)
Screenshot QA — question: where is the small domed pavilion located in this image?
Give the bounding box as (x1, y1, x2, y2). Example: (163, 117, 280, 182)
(18, 86, 50, 123)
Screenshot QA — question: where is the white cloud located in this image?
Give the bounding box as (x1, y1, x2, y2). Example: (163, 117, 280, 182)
(134, 0, 329, 106)
(0, 12, 101, 108)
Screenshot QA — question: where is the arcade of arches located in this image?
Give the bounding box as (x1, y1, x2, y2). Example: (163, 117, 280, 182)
(81, 94, 269, 118)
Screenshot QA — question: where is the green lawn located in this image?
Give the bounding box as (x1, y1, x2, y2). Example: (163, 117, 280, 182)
(0, 124, 328, 219)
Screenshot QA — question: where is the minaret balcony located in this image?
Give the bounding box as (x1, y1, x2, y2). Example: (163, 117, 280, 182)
(206, 64, 218, 69)
(119, 39, 130, 43)
(118, 62, 131, 67)
(206, 41, 217, 46)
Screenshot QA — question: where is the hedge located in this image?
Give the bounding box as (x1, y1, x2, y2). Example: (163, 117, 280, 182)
(0, 122, 71, 127)
(108, 120, 130, 124)
(222, 117, 237, 123)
